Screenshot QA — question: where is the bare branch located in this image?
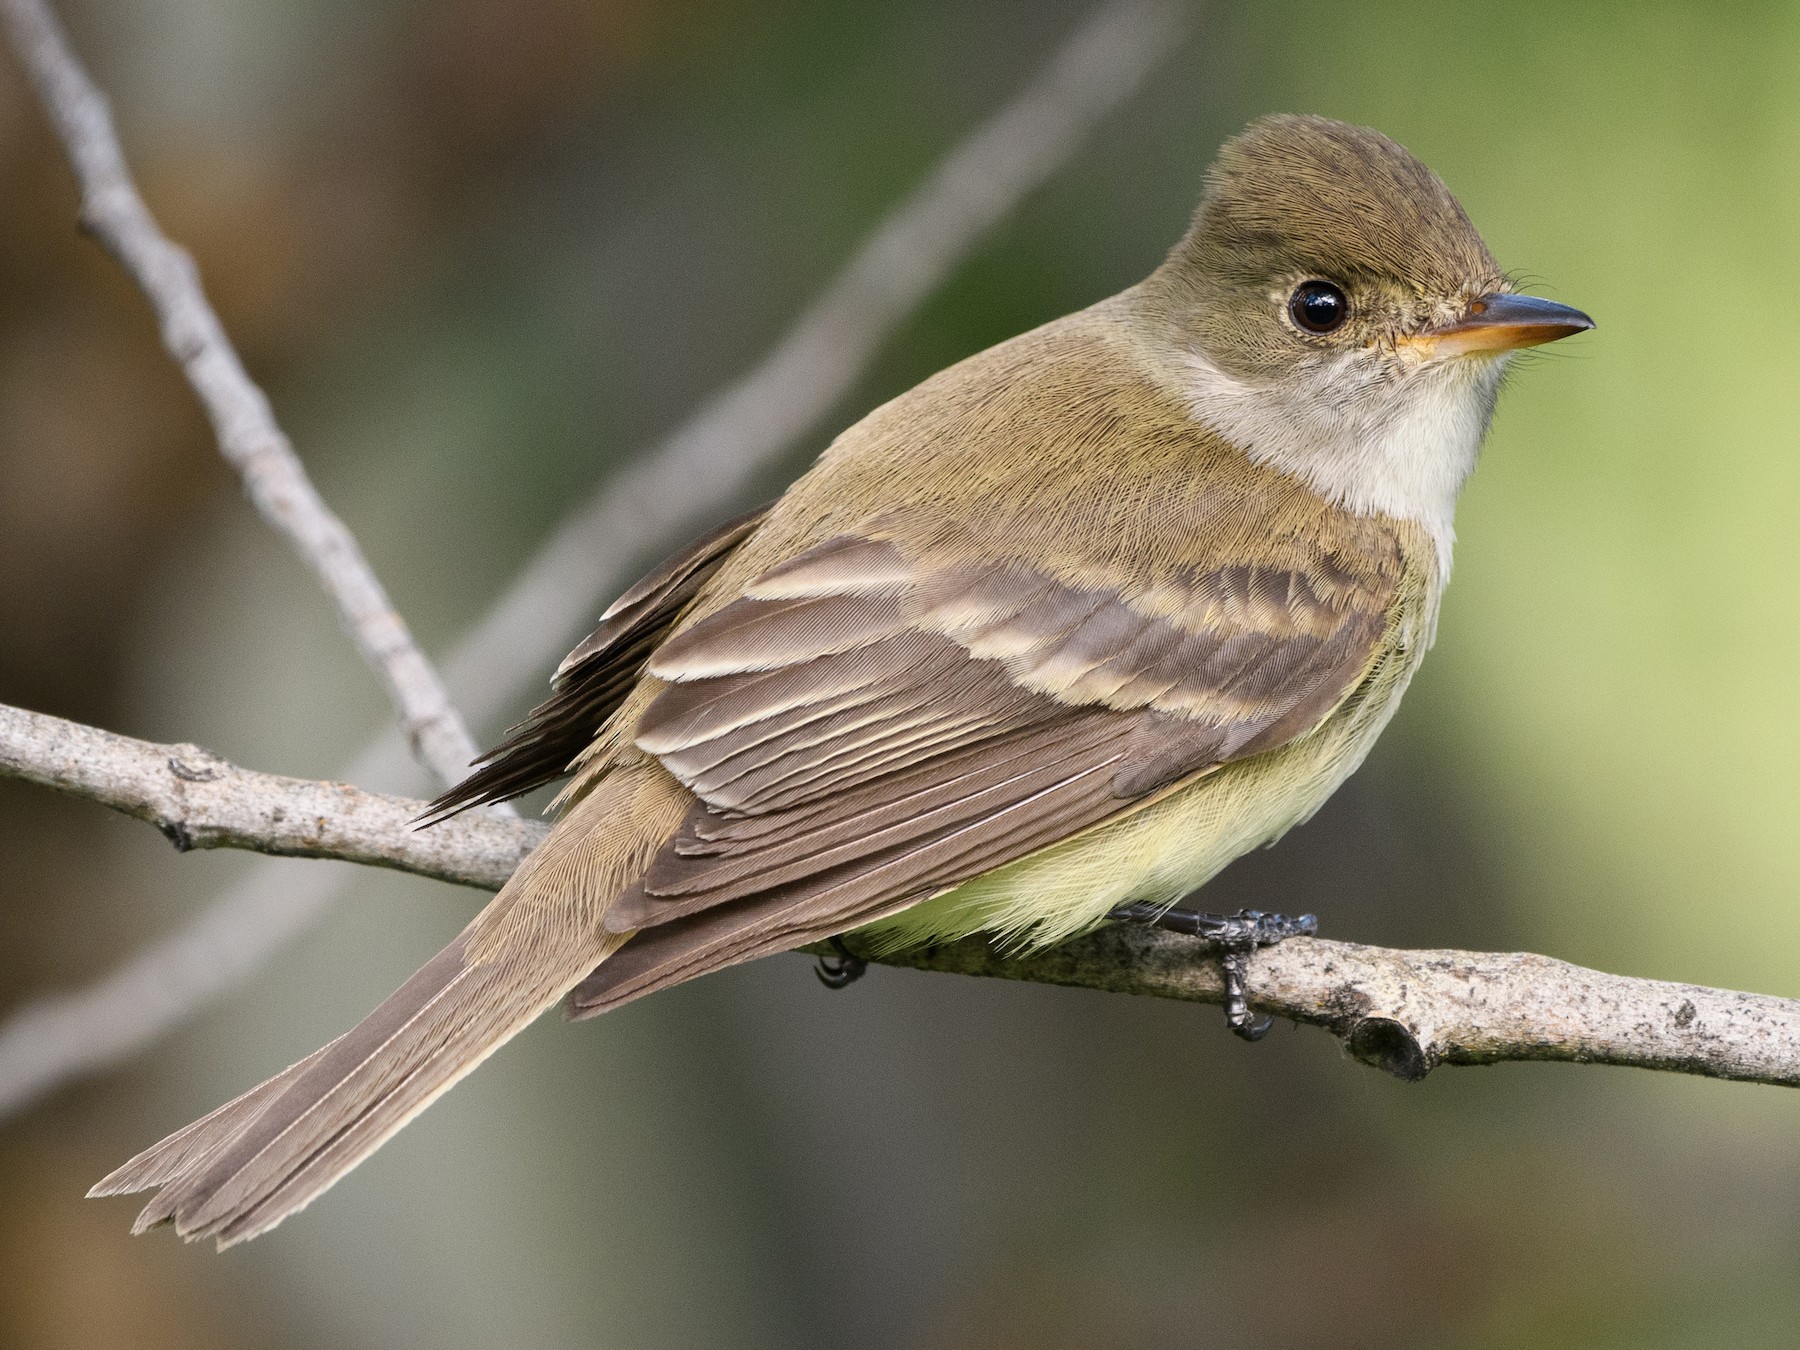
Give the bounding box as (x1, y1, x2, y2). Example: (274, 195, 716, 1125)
(0, 0, 1186, 1120)
(6, 699, 1799, 1090)
(0, 703, 543, 889)
(0, 0, 486, 786)
(0, 706, 544, 1121)
(869, 930, 1800, 1088)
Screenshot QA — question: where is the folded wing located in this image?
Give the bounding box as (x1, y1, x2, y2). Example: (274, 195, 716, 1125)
(573, 526, 1400, 1013)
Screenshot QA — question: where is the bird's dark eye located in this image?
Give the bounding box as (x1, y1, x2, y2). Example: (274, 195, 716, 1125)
(1288, 281, 1348, 334)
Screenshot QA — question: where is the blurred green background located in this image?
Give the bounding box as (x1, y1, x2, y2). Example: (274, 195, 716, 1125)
(3, 1, 1799, 1346)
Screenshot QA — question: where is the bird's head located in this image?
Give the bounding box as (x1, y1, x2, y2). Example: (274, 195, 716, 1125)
(1144, 114, 1592, 553)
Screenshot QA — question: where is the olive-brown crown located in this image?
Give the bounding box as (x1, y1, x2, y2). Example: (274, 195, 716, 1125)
(1141, 115, 1508, 381)
(1173, 114, 1501, 298)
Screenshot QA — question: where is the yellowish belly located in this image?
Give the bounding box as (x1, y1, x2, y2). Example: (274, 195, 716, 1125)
(858, 610, 1428, 955)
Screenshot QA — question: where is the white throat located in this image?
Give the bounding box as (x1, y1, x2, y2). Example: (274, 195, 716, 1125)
(1180, 347, 1508, 584)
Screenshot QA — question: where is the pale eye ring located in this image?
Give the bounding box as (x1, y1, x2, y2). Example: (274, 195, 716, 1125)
(1288, 280, 1348, 334)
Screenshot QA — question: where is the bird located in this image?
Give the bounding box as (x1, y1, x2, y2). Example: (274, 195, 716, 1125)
(92, 113, 1592, 1246)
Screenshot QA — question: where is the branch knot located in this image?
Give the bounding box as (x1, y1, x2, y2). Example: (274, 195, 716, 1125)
(1345, 1017, 1432, 1082)
(166, 748, 226, 782)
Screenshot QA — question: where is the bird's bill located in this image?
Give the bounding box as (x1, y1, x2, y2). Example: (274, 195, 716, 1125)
(1404, 292, 1595, 358)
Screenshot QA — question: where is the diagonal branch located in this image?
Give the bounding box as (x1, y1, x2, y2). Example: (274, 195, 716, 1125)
(0, 0, 487, 788)
(0, 0, 1187, 1122)
(433, 0, 1188, 741)
(6, 700, 1798, 1089)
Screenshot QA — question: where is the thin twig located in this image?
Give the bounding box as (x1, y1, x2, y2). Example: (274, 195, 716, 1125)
(0, 0, 487, 787)
(0, 0, 1187, 1121)
(435, 0, 1188, 739)
(6, 699, 1798, 1089)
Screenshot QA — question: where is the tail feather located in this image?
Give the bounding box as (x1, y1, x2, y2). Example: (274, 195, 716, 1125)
(90, 1038, 340, 1205)
(102, 930, 604, 1247)
(95, 767, 682, 1248)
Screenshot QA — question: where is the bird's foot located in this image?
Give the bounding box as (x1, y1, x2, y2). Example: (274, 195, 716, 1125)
(813, 936, 868, 990)
(1106, 903, 1318, 1042)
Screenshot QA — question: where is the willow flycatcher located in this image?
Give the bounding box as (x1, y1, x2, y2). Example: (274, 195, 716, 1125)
(96, 114, 1592, 1245)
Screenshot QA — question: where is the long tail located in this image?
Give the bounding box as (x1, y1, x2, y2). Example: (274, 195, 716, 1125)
(91, 766, 685, 1248)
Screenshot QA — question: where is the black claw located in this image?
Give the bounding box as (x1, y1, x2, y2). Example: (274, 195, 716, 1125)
(814, 936, 868, 990)
(1106, 903, 1318, 1041)
(1220, 948, 1273, 1041)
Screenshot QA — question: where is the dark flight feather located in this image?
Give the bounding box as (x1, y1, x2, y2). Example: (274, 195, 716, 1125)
(418, 506, 768, 822)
